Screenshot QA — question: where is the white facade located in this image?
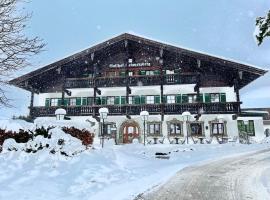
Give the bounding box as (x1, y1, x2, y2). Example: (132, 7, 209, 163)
(34, 85, 265, 144)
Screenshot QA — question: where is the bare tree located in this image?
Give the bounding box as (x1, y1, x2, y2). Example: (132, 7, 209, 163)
(255, 10, 270, 45)
(0, 0, 45, 106)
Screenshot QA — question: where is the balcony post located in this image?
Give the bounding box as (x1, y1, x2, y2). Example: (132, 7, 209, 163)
(125, 39, 131, 117)
(234, 78, 241, 113)
(61, 77, 66, 107)
(159, 57, 164, 121)
(29, 90, 35, 119)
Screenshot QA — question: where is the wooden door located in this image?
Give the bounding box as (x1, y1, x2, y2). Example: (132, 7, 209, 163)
(123, 125, 139, 143)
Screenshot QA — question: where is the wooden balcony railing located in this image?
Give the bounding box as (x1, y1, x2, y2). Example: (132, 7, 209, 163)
(64, 74, 197, 88)
(30, 102, 241, 118)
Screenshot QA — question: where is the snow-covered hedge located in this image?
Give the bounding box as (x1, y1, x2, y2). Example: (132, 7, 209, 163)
(2, 127, 86, 156)
(0, 119, 95, 156)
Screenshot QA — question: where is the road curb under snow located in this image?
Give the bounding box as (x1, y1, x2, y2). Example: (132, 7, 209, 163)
(138, 148, 270, 200)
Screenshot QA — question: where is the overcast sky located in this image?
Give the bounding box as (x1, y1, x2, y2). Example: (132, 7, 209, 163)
(2, 0, 270, 118)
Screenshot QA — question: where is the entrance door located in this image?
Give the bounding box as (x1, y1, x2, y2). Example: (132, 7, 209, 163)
(123, 125, 139, 143)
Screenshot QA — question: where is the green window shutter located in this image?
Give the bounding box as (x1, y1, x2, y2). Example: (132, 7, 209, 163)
(237, 120, 245, 132)
(64, 98, 68, 106)
(141, 96, 146, 104)
(154, 70, 160, 75)
(82, 98, 87, 105)
(182, 94, 188, 103)
(119, 71, 126, 76)
(199, 94, 203, 102)
(176, 95, 181, 103)
(154, 95, 160, 104)
(220, 93, 226, 102)
(134, 96, 140, 104)
(76, 97, 81, 106)
(95, 97, 101, 105)
(58, 98, 62, 106)
(115, 96, 120, 105)
(140, 70, 146, 75)
(121, 96, 126, 105)
(248, 120, 255, 135)
(45, 98, 50, 107)
(205, 93, 211, 103)
(101, 97, 106, 105)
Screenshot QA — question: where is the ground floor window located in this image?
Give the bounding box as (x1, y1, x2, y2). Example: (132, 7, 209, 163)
(212, 123, 224, 135)
(103, 123, 117, 137)
(147, 122, 162, 136)
(190, 123, 203, 136)
(168, 122, 182, 136)
(237, 120, 255, 136)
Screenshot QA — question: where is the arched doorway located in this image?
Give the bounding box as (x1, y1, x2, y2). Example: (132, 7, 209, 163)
(120, 120, 141, 144)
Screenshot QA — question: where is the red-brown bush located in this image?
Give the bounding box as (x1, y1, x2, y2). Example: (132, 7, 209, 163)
(62, 127, 94, 146)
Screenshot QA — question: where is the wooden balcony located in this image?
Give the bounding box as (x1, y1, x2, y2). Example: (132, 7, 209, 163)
(30, 102, 241, 118)
(64, 74, 197, 88)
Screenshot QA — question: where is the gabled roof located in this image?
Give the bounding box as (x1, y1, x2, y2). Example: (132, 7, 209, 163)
(9, 32, 268, 89)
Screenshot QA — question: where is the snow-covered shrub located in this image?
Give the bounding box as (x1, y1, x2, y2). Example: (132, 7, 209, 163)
(62, 127, 94, 146)
(0, 128, 32, 152)
(2, 127, 87, 156)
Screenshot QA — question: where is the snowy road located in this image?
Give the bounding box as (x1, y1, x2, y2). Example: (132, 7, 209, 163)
(140, 149, 270, 200)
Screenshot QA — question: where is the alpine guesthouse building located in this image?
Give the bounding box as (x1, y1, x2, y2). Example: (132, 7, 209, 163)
(10, 33, 268, 144)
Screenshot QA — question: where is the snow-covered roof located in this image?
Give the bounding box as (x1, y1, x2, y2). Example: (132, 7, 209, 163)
(9, 32, 267, 91)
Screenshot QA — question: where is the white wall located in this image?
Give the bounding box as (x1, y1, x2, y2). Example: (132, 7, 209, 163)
(35, 85, 237, 106)
(237, 116, 265, 141)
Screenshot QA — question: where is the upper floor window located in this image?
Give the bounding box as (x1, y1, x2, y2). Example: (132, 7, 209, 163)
(51, 98, 58, 106)
(166, 69, 175, 74)
(128, 96, 134, 104)
(210, 93, 220, 103)
(146, 71, 154, 75)
(70, 98, 76, 106)
(107, 97, 115, 105)
(146, 96, 155, 104)
(167, 95, 175, 104)
(188, 94, 197, 103)
(128, 71, 134, 76)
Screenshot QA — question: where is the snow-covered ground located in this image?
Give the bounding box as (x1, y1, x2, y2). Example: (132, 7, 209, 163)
(0, 137, 269, 200)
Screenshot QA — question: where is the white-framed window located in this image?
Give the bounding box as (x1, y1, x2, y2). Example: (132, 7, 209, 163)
(146, 70, 154, 75)
(212, 123, 224, 135)
(107, 97, 115, 105)
(167, 95, 175, 104)
(51, 98, 58, 106)
(146, 96, 155, 104)
(128, 96, 134, 104)
(70, 98, 76, 106)
(166, 69, 175, 74)
(148, 123, 161, 135)
(210, 93, 220, 103)
(169, 123, 181, 135)
(128, 71, 134, 76)
(188, 94, 197, 103)
(103, 123, 117, 137)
